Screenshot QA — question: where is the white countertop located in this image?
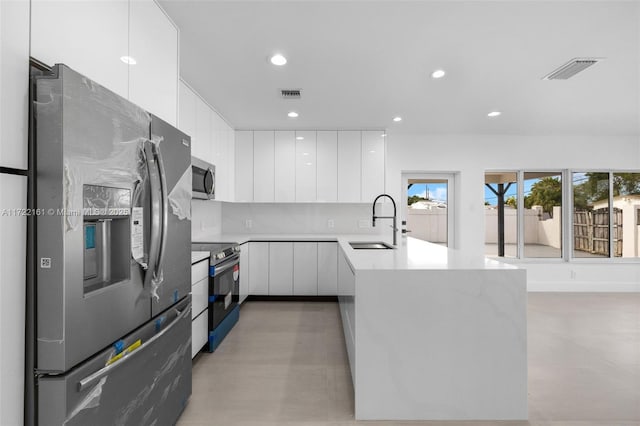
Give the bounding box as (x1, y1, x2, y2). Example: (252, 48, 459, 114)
(191, 251, 210, 264)
(192, 233, 519, 272)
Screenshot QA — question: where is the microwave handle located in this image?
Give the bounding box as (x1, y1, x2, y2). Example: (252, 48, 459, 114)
(205, 167, 215, 196)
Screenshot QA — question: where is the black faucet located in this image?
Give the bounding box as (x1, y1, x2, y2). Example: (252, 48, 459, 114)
(372, 193, 397, 246)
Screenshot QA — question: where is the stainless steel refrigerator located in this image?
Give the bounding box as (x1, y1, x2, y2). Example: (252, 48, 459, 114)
(29, 64, 192, 425)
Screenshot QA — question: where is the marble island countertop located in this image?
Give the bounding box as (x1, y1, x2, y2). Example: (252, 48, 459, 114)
(192, 233, 519, 272)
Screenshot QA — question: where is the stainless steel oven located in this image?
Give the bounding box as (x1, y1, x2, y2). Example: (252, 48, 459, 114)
(191, 156, 215, 199)
(192, 242, 240, 352)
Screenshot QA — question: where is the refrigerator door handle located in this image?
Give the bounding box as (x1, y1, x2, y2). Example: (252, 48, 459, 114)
(152, 142, 168, 283)
(77, 301, 192, 392)
(144, 142, 161, 283)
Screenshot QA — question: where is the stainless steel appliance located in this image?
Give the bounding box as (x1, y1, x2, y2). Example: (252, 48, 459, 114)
(29, 64, 192, 425)
(191, 156, 215, 200)
(192, 242, 240, 352)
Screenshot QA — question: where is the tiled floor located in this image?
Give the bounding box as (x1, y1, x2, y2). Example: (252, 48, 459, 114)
(178, 294, 640, 426)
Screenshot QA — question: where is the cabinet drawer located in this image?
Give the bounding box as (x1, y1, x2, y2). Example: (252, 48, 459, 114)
(191, 310, 208, 358)
(191, 278, 208, 319)
(191, 260, 209, 285)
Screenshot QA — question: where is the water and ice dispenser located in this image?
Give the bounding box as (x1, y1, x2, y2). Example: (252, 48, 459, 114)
(82, 184, 135, 294)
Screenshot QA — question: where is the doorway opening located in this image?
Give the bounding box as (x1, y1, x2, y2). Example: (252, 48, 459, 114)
(401, 173, 455, 247)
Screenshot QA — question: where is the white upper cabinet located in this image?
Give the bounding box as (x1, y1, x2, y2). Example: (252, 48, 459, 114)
(253, 131, 275, 202)
(235, 129, 384, 203)
(129, 0, 178, 126)
(194, 97, 212, 163)
(337, 131, 361, 202)
(235, 131, 254, 202)
(274, 131, 295, 202)
(178, 81, 197, 141)
(0, 0, 29, 170)
(31, 0, 130, 99)
(361, 131, 386, 201)
(295, 131, 317, 202)
(316, 131, 338, 202)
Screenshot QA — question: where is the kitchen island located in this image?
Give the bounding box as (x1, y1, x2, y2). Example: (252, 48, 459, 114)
(194, 232, 527, 420)
(336, 236, 527, 421)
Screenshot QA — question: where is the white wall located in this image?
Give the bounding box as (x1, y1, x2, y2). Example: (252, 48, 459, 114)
(386, 132, 640, 291)
(221, 202, 387, 236)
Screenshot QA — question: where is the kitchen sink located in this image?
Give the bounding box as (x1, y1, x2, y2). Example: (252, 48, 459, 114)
(349, 241, 395, 250)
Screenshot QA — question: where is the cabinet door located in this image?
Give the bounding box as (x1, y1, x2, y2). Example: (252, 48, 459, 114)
(235, 131, 254, 201)
(317, 242, 338, 295)
(0, 174, 27, 426)
(178, 81, 196, 141)
(211, 112, 232, 202)
(239, 243, 249, 304)
(0, 0, 29, 169)
(31, 0, 129, 99)
(224, 126, 235, 202)
(295, 131, 317, 202)
(274, 131, 295, 202)
(268, 242, 293, 295)
(293, 242, 318, 295)
(253, 131, 275, 202)
(248, 242, 268, 295)
(129, 0, 178, 125)
(194, 97, 212, 163)
(361, 131, 385, 201)
(337, 131, 361, 202)
(316, 131, 338, 202)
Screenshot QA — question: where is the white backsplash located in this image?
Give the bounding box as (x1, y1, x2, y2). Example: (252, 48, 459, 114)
(191, 199, 222, 240)
(221, 202, 390, 235)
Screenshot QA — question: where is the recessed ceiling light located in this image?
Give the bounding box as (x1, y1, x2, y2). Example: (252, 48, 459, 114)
(393, 117, 402, 122)
(120, 56, 137, 65)
(487, 111, 502, 118)
(369, 150, 376, 153)
(288, 111, 299, 118)
(296, 136, 304, 140)
(305, 162, 312, 166)
(270, 54, 287, 66)
(303, 152, 309, 156)
(431, 69, 446, 79)
(380, 134, 386, 137)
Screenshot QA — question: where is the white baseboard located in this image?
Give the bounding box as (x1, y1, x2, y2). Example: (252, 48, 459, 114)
(527, 281, 640, 292)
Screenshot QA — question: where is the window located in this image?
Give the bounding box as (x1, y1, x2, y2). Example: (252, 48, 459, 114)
(523, 172, 563, 258)
(572, 172, 610, 258)
(485, 170, 640, 260)
(484, 172, 518, 258)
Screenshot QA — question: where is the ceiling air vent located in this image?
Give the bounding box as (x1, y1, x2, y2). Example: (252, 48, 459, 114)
(280, 89, 301, 99)
(542, 58, 603, 80)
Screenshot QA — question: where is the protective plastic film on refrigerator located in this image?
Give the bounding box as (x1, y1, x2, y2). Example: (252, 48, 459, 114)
(30, 64, 192, 425)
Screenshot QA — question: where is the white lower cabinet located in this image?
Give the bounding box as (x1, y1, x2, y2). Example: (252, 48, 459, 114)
(239, 243, 249, 304)
(191, 312, 208, 359)
(248, 242, 269, 295)
(293, 243, 318, 295)
(190, 258, 209, 358)
(269, 242, 294, 295)
(317, 242, 338, 295)
(245, 241, 338, 297)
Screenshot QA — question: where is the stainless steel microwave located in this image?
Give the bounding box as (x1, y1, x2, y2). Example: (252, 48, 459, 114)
(192, 156, 215, 199)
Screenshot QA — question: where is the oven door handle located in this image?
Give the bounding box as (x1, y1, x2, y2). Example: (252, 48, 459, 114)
(213, 257, 239, 276)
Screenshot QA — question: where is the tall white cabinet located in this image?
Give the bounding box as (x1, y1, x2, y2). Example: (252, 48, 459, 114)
(128, 0, 178, 126)
(253, 131, 275, 202)
(30, 0, 179, 124)
(274, 131, 296, 202)
(337, 131, 361, 202)
(177, 80, 235, 201)
(0, 2, 30, 425)
(0, 0, 29, 170)
(0, 175, 27, 426)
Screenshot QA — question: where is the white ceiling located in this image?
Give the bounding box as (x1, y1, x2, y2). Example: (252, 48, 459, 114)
(160, 0, 639, 135)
